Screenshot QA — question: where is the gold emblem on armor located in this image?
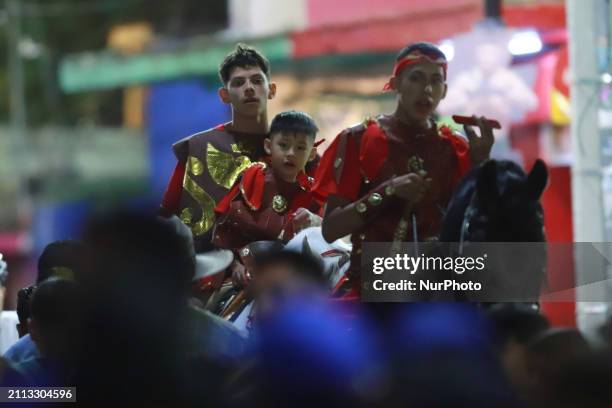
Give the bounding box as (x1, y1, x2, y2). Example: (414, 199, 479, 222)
(207, 143, 252, 189)
(188, 156, 204, 176)
(272, 195, 288, 213)
(385, 184, 395, 196)
(180, 207, 193, 225)
(231, 139, 260, 155)
(355, 202, 367, 214)
(407, 155, 425, 173)
(182, 156, 216, 237)
(368, 192, 383, 206)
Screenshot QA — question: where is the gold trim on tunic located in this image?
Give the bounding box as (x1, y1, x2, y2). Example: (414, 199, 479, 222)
(182, 165, 216, 237)
(207, 143, 252, 189)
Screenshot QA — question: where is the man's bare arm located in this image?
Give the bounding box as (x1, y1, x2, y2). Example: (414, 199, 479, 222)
(321, 195, 366, 243)
(321, 173, 430, 243)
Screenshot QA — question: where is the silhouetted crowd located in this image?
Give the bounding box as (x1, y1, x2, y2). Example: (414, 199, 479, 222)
(2, 211, 612, 408)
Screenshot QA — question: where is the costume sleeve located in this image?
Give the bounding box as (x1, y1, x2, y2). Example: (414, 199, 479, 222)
(160, 161, 185, 215)
(447, 132, 472, 178)
(214, 181, 241, 215)
(311, 131, 362, 203)
(214, 163, 266, 215)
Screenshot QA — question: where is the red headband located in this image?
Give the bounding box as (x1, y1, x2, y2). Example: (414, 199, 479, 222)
(383, 50, 448, 91)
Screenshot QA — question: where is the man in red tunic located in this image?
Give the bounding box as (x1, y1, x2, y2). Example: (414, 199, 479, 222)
(160, 44, 277, 252)
(312, 42, 495, 297)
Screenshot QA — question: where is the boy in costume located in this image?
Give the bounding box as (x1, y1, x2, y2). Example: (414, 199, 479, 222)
(213, 110, 321, 255)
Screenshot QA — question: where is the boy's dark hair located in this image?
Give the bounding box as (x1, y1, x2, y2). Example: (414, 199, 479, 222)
(37, 240, 88, 283)
(219, 43, 270, 85)
(255, 248, 326, 285)
(397, 41, 447, 62)
(269, 110, 319, 141)
(16, 285, 36, 325)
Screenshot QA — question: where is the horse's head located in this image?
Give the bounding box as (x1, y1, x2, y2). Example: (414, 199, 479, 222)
(462, 159, 548, 243)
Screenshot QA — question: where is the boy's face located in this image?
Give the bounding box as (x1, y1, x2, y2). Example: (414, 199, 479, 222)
(392, 60, 447, 123)
(219, 65, 276, 117)
(264, 132, 315, 182)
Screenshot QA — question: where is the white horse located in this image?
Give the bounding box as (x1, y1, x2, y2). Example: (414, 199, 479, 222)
(284, 227, 352, 291)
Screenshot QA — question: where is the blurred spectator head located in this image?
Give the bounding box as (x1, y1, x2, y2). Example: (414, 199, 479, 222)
(251, 248, 326, 320)
(487, 304, 549, 393)
(388, 303, 518, 408)
(526, 328, 591, 403)
(547, 350, 612, 408)
(82, 211, 195, 294)
(250, 300, 385, 408)
(77, 211, 198, 404)
(218, 43, 270, 85)
(29, 278, 81, 362)
(16, 285, 36, 338)
(37, 240, 88, 283)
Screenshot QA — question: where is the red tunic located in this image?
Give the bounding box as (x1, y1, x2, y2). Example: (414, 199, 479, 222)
(212, 163, 319, 250)
(312, 114, 471, 295)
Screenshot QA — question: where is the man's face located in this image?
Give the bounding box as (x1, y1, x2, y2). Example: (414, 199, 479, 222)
(220, 65, 275, 117)
(393, 61, 447, 122)
(264, 132, 315, 182)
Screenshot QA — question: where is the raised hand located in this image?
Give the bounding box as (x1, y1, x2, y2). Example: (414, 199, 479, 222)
(463, 115, 495, 165)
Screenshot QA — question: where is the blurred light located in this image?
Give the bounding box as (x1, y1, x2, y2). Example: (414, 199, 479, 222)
(602, 72, 612, 84)
(438, 39, 455, 62)
(508, 30, 542, 55)
(18, 37, 43, 59)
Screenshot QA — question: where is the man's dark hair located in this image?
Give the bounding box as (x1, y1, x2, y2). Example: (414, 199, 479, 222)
(255, 248, 326, 285)
(37, 240, 88, 283)
(219, 43, 270, 85)
(269, 110, 319, 141)
(397, 41, 447, 62)
(16, 285, 36, 325)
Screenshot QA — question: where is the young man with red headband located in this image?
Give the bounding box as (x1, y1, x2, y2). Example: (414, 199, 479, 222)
(312, 42, 495, 297)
